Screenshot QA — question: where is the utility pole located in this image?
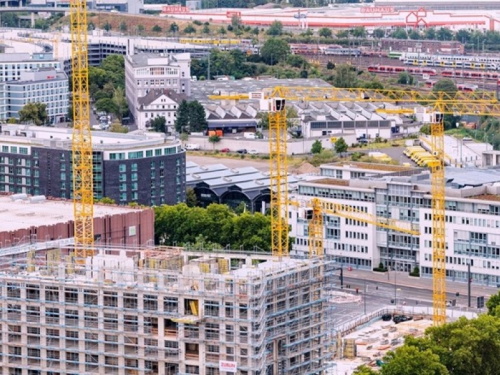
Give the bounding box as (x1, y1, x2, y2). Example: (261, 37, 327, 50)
(468, 262, 471, 308)
(207, 52, 210, 81)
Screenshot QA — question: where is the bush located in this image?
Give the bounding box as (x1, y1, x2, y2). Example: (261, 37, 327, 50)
(240, 154, 245, 159)
(373, 262, 388, 272)
(409, 266, 420, 277)
(193, 20, 202, 26)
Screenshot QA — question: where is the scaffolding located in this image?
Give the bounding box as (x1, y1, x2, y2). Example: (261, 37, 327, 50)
(0, 245, 336, 375)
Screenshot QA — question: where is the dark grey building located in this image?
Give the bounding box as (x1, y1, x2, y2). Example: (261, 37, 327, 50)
(0, 125, 185, 206)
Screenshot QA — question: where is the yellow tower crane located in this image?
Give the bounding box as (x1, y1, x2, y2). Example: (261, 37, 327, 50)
(210, 87, 500, 325)
(70, 0, 94, 258)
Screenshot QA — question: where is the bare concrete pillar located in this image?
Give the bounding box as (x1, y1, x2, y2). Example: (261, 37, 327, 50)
(31, 12, 35, 28)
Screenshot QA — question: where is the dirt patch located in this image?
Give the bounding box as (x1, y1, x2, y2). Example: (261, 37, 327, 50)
(291, 161, 320, 175)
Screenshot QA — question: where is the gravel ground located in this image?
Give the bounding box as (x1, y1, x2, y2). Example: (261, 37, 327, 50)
(187, 154, 270, 171)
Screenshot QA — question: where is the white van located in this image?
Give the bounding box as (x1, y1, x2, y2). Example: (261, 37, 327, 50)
(243, 132, 256, 139)
(185, 144, 200, 150)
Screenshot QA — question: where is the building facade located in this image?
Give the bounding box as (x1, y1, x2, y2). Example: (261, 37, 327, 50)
(125, 53, 191, 130)
(136, 89, 186, 133)
(0, 125, 186, 206)
(0, 247, 335, 375)
(290, 162, 500, 287)
(6, 68, 69, 124)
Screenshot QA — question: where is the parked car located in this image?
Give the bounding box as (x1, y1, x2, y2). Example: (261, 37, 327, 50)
(248, 150, 258, 155)
(381, 313, 392, 322)
(393, 315, 413, 324)
(236, 149, 248, 154)
(185, 144, 200, 150)
(220, 148, 230, 153)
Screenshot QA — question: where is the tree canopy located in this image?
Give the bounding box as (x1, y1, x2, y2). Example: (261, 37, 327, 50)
(260, 38, 291, 65)
(19, 102, 48, 125)
(356, 314, 500, 375)
(174, 100, 208, 133)
(154, 203, 272, 252)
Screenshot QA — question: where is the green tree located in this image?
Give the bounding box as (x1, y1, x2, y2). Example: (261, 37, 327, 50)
(397, 72, 415, 85)
(137, 24, 145, 34)
(382, 345, 449, 375)
(231, 14, 242, 29)
(109, 120, 128, 133)
(326, 61, 335, 70)
(19, 102, 48, 125)
(391, 28, 408, 39)
(152, 25, 162, 33)
(437, 27, 453, 41)
(260, 38, 290, 65)
(311, 140, 323, 154)
(456, 29, 471, 43)
(175, 100, 190, 133)
(252, 27, 259, 35)
(186, 188, 198, 208)
(202, 24, 210, 34)
(424, 27, 436, 40)
(103, 21, 112, 31)
(219, 26, 227, 36)
(2, 13, 19, 28)
(150, 116, 167, 133)
(408, 29, 421, 40)
(188, 100, 208, 132)
(169, 22, 179, 33)
(319, 27, 332, 38)
(333, 64, 359, 88)
(119, 21, 127, 32)
(208, 134, 221, 149)
(353, 365, 378, 375)
(179, 132, 189, 145)
(373, 28, 385, 38)
(112, 86, 128, 120)
(487, 290, 500, 316)
(266, 21, 283, 36)
(337, 30, 349, 38)
(334, 137, 348, 154)
(184, 24, 197, 34)
(95, 98, 118, 115)
(432, 78, 457, 95)
(351, 26, 367, 38)
(286, 54, 309, 68)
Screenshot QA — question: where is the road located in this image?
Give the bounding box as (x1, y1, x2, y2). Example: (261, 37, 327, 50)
(326, 268, 496, 328)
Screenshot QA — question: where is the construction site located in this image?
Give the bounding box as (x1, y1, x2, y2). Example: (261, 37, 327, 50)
(0, 245, 337, 375)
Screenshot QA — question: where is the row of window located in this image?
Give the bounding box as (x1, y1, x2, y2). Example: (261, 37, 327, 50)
(1, 146, 29, 155)
(109, 147, 180, 161)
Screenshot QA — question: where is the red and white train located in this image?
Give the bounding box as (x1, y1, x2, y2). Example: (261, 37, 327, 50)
(426, 80, 478, 92)
(441, 69, 500, 80)
(367, 65, 437, 76)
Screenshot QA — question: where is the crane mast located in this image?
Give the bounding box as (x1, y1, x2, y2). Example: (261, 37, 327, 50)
(70, 0, 94, 258)
(269, 99, 289, 258)
(430, 106, 446, 325)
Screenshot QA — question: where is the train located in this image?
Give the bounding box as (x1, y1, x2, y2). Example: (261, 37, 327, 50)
(176, 38, 253, 46)
(400, 52, 500, 70)
(367, 65, 437, 76)
(441, 69, 500, 80)
(425, 80, 478, 92)
(324, 47, 361, 56)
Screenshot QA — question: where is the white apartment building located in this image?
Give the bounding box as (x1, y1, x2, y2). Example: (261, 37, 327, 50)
(290, 161, 500, 287)
(6, 68, 69, 124)
(136, 89, 186, 133)
(125, 53, 191, 130)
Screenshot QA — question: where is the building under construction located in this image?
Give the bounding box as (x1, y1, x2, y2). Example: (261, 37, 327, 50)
(0, 246, 335, 375)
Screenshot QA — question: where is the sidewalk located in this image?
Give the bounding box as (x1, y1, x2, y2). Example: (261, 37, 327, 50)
(344, 268, 499, 298)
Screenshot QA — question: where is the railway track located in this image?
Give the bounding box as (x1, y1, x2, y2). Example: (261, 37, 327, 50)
(303, 55, 499, 91)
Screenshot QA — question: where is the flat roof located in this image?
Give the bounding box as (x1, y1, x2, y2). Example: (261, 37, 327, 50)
(191, 78, 332, 104)
(326, 162, 416, 172)
(309, 178, 350, 187)
(0, 195, 142, 233)
(0, 125, 180, 151)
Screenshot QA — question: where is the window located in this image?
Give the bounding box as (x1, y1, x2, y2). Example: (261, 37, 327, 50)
(119, 164, 126, 173)
(128, 151, 144, 159)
